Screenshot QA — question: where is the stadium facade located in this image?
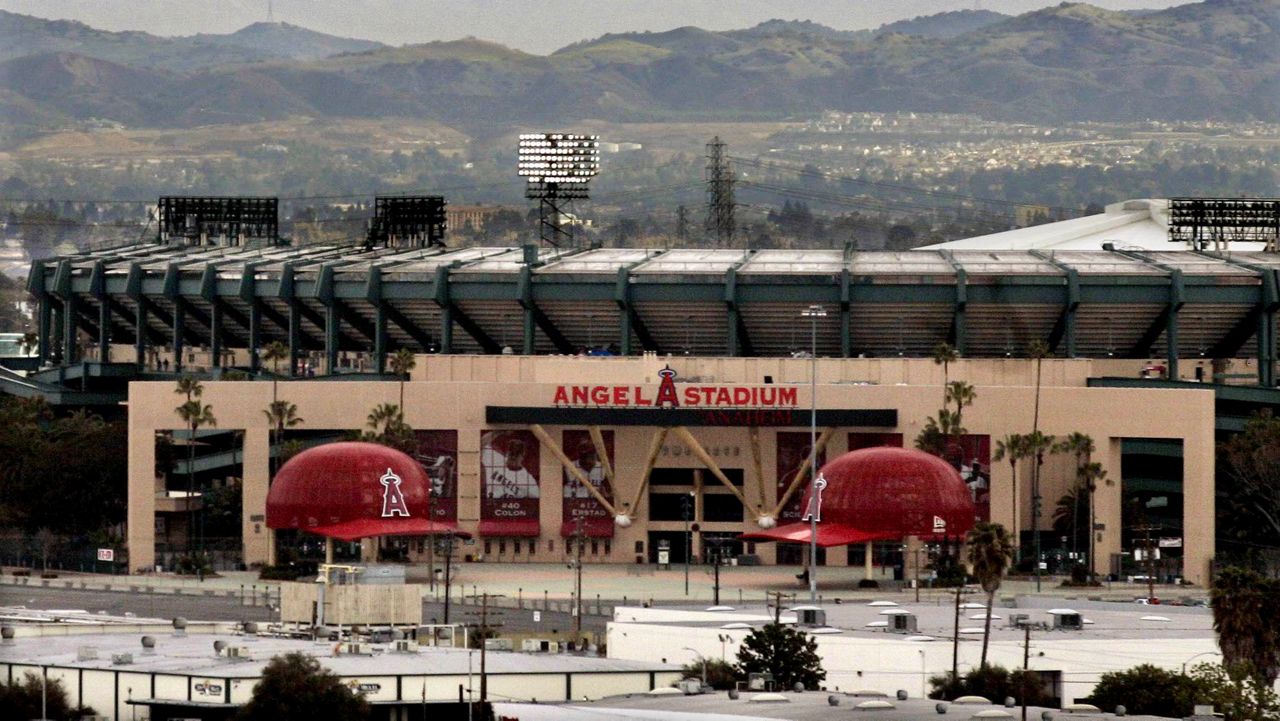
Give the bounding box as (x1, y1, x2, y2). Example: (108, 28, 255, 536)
(20, 237, 1280, 584)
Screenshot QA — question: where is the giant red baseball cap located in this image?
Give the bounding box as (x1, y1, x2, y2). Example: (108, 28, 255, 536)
(266, 442, 469, 541)
(743, 446, 975, 547)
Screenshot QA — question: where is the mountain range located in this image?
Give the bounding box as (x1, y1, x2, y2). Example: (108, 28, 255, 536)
(0, 0, 1277, 130)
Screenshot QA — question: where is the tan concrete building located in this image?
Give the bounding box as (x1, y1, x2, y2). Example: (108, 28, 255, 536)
(126, 354, 1215, 584)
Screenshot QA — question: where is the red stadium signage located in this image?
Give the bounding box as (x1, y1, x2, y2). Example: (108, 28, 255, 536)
(553, 366, 798, 409)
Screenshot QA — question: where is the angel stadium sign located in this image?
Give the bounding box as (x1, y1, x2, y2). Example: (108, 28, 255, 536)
(551, 366, 798, 409)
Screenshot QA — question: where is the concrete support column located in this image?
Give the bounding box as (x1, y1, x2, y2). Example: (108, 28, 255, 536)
(98, 297, 110, 362)
(210, 302, 223, 369)
(1182, 421, 1215, 586)
(241, 427, 272, 567)
(374, 304, 388, 374)
(127, 410, 158, 573)
(38, 294, 52, 364)
(864, 542, 874, 580)
(440, 306, 454, 355)
(62, 295, 77, 363)
(325, 306, 340, 375)
(1093, 439, 1124, 580)
(134, 302, 147, 368)
(248, 301, 261, 373)
(172, 300, 185, 373)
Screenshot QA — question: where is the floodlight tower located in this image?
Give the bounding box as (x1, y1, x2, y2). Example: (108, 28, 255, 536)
(518, 133, 600, 247)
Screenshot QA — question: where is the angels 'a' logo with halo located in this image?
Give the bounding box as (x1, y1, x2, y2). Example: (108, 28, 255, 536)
(655, 365, 680, 408)
(380, 468, 410, 518)
(802, 474, 828, 523)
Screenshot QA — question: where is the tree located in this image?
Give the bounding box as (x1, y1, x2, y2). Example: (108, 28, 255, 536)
(264, 400, 304, 477)
(1054, 432, 1095, 565)
(363, 402, 416, 455)
(945, 380, 977, 466)
(175, 377, 216, 557)
(681, 658, 739, 690)
(736, 622, 825, 690)
(390, 348, 416, 410)
(993, 433, 1026, 558)
(0, 671, 95, 721)
(1027, 340, 1050, 584)
(236, 652, 369, 721)
(932, 342, 959, 406)
(1084, 664, 1201, 717)
(1219, 410, 1280, 550)
(261, 340, 289, 402)
(966, 522, 1014, 669)
(1212, 566, 1280, 686)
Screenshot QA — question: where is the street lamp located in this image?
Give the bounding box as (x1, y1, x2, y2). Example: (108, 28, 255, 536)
(1182, 651, 1222, 674)
(683, 647, 708, 686)
(801, 304, 827, 604)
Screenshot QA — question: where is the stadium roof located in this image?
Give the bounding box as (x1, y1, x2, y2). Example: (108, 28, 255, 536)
(921, 199, 1272, 252)
(23, 240, 1280, 386)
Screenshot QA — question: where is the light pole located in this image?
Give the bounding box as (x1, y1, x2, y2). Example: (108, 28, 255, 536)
(718, 633, 732, 661)
(683, 647, 708, 686)
(918, 649, 927, 699)
(801, 304, 827, 604)
(1182, 651, 1222, 674)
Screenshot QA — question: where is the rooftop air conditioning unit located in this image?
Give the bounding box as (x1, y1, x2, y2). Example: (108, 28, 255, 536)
(1008, 614, 1030, 629)
(111, 653, 134, 665)
(393, 640, 419, 653)
(1053, 613, 1083, 631)
(343, 642, 372, 656)
(484, 638, 513, 651)
(892, 614, 918, 633)
(227, 646, 252, 659)
(77, 646, 99, 661)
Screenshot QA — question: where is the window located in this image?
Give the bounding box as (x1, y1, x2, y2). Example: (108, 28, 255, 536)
(529, 540, 536, 556)
(513, 540, 520, 555)
(498, 539, 506, 554)
(649, 493, 695, 521)
(484, 540, 492, 555)
(635, 540, 644, 554)
(548, 540, 555, 553)
(704, 494, 744, 522)
(604, 541, 611, 555)
(591, 541, 599, 555)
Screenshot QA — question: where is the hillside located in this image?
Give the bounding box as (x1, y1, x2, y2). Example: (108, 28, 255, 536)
(0, 0, 1278, 128)
(0, 11, 385, 71)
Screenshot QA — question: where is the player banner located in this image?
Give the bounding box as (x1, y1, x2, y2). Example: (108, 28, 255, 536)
(776, 432, 826, 524)
(413, 430, 458, 523)
(480, 429, 541, 535)
(562, 430, 615, 537)
(947, 435, 991, 523)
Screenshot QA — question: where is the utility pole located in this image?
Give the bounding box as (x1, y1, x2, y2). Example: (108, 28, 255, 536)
(683, 494, 693, 596)
(443, 532, 454, 623)
(1020, 625, 1031, 721)
(705, 137, 735, 246)
(767, 591, 793, 625)
(465, 592, 505, 702)
(951, 585, 964, 682)
(572, 518, 584, 640)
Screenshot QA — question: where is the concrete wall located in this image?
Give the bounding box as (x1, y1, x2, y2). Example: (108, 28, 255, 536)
(125, 355, 1216, 583)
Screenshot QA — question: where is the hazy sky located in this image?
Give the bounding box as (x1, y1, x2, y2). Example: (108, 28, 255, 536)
(1, 0, 1187, 54)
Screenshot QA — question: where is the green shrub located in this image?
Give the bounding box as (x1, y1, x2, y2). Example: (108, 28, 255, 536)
(929, 665, 1049, 706)
(681, 659, 739, 690)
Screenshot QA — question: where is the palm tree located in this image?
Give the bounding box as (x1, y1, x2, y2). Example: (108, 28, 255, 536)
(1081, 462, 1107, 583)
(264, 400, 304, 478)
(933, 342, 959, 406)
(993, 433, 1026, 558)
(260, 340, 289, 403)
(945, 380, 977, 467)
(390, 348, 416, 411)
(967, 522, 1014, 669)
(1053, 433, 1095, 565)
(1211, 566, 1280, 686)
(1022, 429, 1055, 576)
(1027, 340, 1051, 588)
(175, 378, 216, 558)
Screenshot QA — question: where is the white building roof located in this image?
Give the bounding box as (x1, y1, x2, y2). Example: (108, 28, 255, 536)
(920, 199, 1270, 252)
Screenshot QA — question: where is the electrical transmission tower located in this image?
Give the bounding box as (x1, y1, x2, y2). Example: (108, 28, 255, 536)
(705, 137, 735, 245)
(675, 205, 689, 243)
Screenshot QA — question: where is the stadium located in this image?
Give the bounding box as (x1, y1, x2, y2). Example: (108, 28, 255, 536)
(9, 197, 1280, 586)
